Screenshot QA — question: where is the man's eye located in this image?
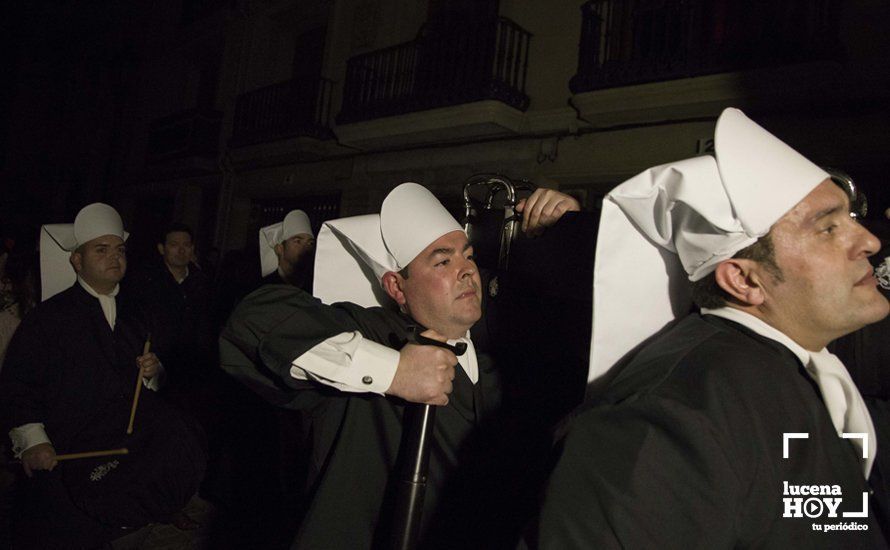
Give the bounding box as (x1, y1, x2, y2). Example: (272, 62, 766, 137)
(821, 224, 837, 235)
(436, 259, 450, 267)
(466, 254, 476, 262)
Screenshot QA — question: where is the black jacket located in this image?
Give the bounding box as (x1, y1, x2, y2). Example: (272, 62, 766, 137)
(220, 285, 524, 549)
(125, 261, 213, 385)
(530, 314, 890, 549)
(0, 284, 206, 548)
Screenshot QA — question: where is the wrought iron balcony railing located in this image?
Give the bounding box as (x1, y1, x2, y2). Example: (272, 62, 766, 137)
(146, 108, 222, 164)
(338, 17, 531, 124)
(231, 77, 334, 147)
(570, 0, 840, 94)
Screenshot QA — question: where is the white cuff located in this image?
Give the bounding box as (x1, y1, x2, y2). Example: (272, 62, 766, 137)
(291, 332, 400, 394)
(9, 423, 51, 458)
(142, 361, 166, 391)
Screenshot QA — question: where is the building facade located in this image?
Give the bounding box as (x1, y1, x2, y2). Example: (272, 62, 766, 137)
(5, 0, 890, 262)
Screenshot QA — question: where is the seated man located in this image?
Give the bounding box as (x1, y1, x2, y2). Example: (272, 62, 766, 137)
(0, 203, 206, 549)
(221, 183, 578, 549)
(529, 108, 890, 548)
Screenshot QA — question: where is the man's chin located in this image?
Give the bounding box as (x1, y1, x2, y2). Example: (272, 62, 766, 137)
(854, 291, 890, 328)
(873, 292, 890, 322)
(464, 307, 483, 326)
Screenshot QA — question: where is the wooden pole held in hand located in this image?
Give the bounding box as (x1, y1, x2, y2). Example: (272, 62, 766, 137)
(14, 447, 130, 465)
(56, 448, 129, 461)
(126, 336, 150, 434)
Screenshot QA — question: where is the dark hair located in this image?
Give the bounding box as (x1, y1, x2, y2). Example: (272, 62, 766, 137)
(691, 233, 784, 309)
(398, 265, 410, 279)
(159, 222, 193, 245)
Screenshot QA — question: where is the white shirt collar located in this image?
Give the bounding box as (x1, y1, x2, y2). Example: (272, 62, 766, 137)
(77, 276, 118, 330)
(447, 331, 478, 384)
(167, 264, 189, 284)
(701, 306, 811, 366)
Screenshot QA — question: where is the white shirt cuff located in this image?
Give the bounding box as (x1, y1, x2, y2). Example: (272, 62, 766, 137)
(142, 361, 166, 391)
(9, 423, 51, 458)
(291, 331, 400, 394)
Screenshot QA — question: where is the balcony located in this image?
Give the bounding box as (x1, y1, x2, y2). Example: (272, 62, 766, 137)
(146, 108, 222, 166)
(569, 0, 843, 127)
(338, 17, 531, 126)
(571, 0, 839, 93)
(230, 77, 334, 148)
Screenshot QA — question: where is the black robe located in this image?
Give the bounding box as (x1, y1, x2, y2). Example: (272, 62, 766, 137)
(528, 314, 890, 549)
(220, 285, 515, 549)
(0, 284, 206, 549)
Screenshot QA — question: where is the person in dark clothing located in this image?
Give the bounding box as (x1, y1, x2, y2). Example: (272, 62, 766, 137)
(125, 223, 258, 537)
(255, 209, 319, 542)
(0, 204, 205, 550)
(259, 209, 315, 291)
(221, 183, 580, 549)
(125, 223, 213, 392)
(528, 108, 890, 548)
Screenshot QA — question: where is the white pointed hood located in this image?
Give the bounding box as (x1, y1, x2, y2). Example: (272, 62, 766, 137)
(589, 108, 829, 385)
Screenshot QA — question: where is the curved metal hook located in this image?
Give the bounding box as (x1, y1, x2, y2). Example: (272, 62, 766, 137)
(825, 167, 867, 220)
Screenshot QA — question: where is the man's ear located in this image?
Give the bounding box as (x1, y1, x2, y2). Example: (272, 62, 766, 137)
(70, 251, 83, 274)
(381, 271, 407, 308)
(273, 243, 284, 259)
(156, 243, 164, 256)
(714, 259, 765, 306)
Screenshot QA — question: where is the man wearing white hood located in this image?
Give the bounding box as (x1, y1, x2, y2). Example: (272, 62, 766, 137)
(222, 183, 579, 548)
(259, 209, 316, 289)
(0, 204, 205, 548)
(529, 109, 890, 548)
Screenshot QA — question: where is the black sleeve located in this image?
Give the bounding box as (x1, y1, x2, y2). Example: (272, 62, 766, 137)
(0, 311, 61, 434)
(529, 396, 742, 549)
(219, 285, 403, 408)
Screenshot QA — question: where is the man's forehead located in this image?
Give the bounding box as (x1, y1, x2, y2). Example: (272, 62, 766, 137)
(423, 230, 469, 253)
(777, 178, 846, 225)
(405, 230, 469, 266)
(85, 234, 125, 247)
(166, 231, 192, 243)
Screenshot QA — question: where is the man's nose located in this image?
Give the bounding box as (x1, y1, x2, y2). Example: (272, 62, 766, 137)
(458, 258, 476, 278)
(857, 224, 882, 259)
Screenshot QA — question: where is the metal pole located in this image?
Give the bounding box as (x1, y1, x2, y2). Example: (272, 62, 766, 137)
(388, 330, 466, 550)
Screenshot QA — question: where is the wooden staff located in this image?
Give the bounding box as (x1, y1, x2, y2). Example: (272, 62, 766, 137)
(15, 447, 129, 464)
(56, 448, 129, 461)
(126, 336, 151, 434)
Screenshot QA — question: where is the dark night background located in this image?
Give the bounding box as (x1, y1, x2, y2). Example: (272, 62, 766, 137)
(1, 1, 890, 548)
(3, 0, 888, 270)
